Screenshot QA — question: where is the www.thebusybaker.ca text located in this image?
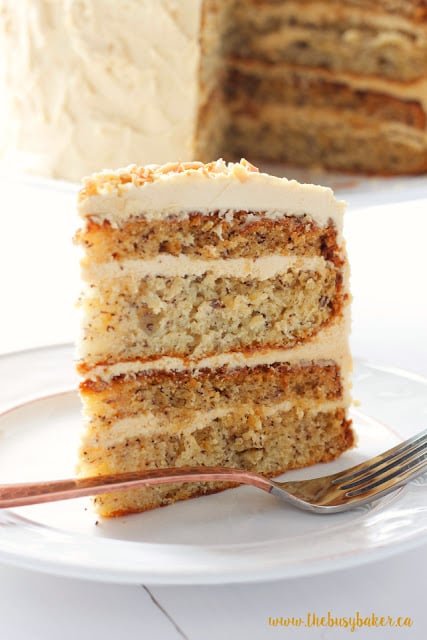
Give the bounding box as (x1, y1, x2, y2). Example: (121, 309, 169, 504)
(267, 611, 413, 632)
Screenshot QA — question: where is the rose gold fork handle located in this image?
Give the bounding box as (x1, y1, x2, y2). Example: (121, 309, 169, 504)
(0, 466, 274, 508)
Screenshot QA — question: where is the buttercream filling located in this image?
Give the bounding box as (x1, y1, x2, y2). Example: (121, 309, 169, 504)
(78, 161, 345, 233)
(82, 305, 351, 384)
(231, 58, 427, 119)
(84, 398, 348, 447)
(81, 254, 330, 282)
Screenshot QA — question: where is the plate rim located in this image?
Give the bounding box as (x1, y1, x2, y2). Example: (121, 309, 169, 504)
(0, 343, 426, 585)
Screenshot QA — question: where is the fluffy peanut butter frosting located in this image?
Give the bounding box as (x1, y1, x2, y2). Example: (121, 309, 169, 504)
(78, 159, 346, 231)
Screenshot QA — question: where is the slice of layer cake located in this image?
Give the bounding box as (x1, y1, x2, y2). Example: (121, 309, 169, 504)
(75, 159, 354, 517)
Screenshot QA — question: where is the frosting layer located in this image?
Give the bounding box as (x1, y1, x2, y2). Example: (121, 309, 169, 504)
(78, 159, 345, 232)
(83, 308, 351, 385)
(84, 399, 348, 447)
(81, 254, 329, 282)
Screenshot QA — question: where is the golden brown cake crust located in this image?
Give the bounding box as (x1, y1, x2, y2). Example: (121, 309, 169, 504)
(76, 213, 343, 264)
(81, 361, 344, 419)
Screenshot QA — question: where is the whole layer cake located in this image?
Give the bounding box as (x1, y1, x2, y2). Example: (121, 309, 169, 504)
(0, 0, 426, 179)
(75, 159, 354, 517)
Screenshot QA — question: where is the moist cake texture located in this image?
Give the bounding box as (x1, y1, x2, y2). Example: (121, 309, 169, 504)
(0, 0, 426, 179)
(76, 159, 354, 517)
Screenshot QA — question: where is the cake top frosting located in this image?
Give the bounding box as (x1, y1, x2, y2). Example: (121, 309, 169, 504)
(78, 159, 346, 231)
(79, 159, 260, 199)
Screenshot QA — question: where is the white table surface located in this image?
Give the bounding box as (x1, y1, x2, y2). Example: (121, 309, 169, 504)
(0, 176, 426, 639)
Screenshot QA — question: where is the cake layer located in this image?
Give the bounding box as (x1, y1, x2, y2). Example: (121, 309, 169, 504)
(342, 0, 427, 21)
(227, 63, 426, 131)
(240, 0, 427, 24)
(82, 399, 347, 447)
(80, 313, 351, 381)
(79, 406, 354, 517)
(81, 361, 344, 424)
(229, 0, 427, 81)
(229, 105, 427, 173)
(77, 213, 341, 263)
(79, 264, 344, 365)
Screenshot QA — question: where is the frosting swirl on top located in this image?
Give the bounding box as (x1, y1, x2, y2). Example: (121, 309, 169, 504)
(78, 159, 346, 232)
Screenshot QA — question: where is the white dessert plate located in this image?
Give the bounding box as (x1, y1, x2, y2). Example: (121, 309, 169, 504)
(0, 344, 426, 585)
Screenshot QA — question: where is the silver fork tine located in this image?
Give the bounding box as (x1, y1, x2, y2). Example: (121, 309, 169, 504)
(332, 427, 427, 485)
(271, 431, 427, 513)
(339, 432, 427, 490)
(344, 449, 427, 498)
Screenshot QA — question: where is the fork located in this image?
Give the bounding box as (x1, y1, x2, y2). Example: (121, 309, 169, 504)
(0, 428, 426, 513)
